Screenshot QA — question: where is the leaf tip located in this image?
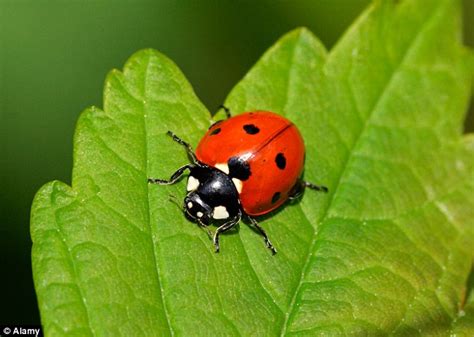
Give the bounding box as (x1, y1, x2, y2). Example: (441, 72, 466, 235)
(288, 26, 311, 37)
(30, 180, 75, 235)
(276, 27, 328, 58)
(124, 48, 175, 70)
(31, 180, 73, 209)
(128, 47, 160, 59)
(284, 26, 319, 43)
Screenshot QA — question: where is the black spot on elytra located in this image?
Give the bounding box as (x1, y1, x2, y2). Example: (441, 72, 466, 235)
(208, 120, 223, 130)
(210, 127, 221, 135)
(228, 156, 251, 181)
(271, 192, 281, 204)
(275, 153, 286, 170)
(243, 124, 260, 135)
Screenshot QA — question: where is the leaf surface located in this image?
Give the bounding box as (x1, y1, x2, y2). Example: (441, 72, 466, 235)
(31, 0, 474, 336)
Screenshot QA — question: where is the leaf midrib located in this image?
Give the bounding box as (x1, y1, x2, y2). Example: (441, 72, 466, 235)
(142, 53, 174, 337)
(279, 2, 447, 335)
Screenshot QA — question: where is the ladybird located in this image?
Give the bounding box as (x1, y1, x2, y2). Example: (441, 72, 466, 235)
(148, 109, 328, 254)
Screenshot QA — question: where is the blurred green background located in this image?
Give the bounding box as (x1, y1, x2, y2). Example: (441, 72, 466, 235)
(1, 0, 472, 325)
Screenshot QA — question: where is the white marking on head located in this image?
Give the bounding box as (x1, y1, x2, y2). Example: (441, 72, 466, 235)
(187, 176, 200, 191)
(187, 201, 193, 209)
(232, 178, 243, 193)
(197, 211, 204, 218)
(213, 206, 229, 219)
(215, 163, 229, 174)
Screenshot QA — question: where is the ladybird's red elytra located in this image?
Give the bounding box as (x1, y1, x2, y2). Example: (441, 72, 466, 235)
(196, 111, 305, 216)
(148, 110, 328, 254)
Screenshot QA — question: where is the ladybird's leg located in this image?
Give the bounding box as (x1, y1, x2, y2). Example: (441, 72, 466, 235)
(213, 213, 241, 253)
(148, 164, 193, 185)
(218, 104, 232, 119)
(247, 216, 277, 255)
(166, 131, 198, 163)
(288, 180, 328, 201)
(302, 180, 328, 193)
(209, 105, 231, 129)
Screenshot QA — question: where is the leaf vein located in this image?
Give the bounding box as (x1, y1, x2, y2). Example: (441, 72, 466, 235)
(52, 205, 95, 335)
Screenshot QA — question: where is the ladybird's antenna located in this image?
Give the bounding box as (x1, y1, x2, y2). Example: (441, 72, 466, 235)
(168, 194, 183, 210)
(196, 219, 213, 239)
(171, 193, 213, 239)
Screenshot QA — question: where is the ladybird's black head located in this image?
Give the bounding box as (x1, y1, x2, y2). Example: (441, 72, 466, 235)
(183, 165, 242, 225)
(184, 192, 213, 225)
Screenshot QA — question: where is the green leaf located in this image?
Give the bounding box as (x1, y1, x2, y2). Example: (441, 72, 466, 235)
(450, 266, 474, 336)
(31, 0, 474, 336)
